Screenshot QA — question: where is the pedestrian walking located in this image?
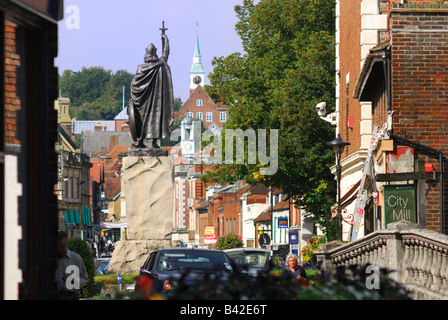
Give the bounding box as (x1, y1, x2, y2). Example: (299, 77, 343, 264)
(55, 231, 89, 299)
(280, 254, 307, 282)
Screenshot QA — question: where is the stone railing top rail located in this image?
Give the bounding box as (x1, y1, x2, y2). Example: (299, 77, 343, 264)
(316, 220, 448, 257)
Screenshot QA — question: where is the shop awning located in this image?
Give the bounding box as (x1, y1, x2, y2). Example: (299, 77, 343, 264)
(100, 222, 126, 229)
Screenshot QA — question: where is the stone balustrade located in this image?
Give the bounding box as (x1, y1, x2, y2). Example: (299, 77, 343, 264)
(314, 220, 448, 299)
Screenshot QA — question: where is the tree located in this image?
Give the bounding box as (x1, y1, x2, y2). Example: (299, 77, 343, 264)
(59, 67, 182, 121)
(204, 0, 337, 238)
(58, 67, 134, 120)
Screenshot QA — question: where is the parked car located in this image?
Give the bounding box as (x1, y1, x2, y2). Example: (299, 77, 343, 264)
(135, 248, 234, 295)
(99, 253, 112, 259)
(224, 248, 272, 276)
(94, 258, 110, 274)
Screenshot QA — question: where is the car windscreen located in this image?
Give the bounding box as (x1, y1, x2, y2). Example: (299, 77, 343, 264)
(95, 260, 110, 272)
(226, 251, 270, 268)
(156, 250, 233, 273)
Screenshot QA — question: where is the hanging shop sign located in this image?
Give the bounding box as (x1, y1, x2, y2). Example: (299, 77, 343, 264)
(277, 216, 288, 228)
(383, 185, 416, 226)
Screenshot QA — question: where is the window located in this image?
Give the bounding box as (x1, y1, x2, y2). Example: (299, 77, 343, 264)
(196, 112, 203, 120)
(63, 180, 67, 199)
(206, 112, 212, 122)
(67, 177, 72, 199)
(74, 177, 79, 200)
(220, 112, 226, 122)
(187, 112, 193, 119)
(196, 99, 203, 107)
(189, 209, 196, 231)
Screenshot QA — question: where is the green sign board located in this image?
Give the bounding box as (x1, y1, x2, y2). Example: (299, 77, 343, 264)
(383, 185, 416, 226)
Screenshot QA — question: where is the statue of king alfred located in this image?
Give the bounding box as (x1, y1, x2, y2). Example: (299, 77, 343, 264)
(127, 23, 174, 149)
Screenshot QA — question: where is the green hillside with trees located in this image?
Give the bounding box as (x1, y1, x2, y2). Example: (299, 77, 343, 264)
(58, 66, 182, 121)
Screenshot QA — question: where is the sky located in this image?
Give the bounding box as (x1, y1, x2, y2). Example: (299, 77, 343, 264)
(55, 0, 247, 103)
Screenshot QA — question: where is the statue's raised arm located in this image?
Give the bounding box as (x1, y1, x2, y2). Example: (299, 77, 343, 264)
(161, 34, 170, 60)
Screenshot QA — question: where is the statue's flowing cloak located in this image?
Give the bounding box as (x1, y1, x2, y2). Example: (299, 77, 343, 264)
(130, 51, 174, 140)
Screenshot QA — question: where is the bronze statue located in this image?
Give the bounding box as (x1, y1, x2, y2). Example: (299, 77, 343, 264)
(128, 22, 174, 149)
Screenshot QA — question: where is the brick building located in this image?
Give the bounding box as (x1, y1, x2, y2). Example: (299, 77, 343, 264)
(56, 126, 92, 240)
(2, 0, 63, 299)
(335, 0, 448, 241)
(180, 85, 228, 131)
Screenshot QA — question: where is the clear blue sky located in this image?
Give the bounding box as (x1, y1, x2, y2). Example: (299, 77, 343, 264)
(55, 0, 246, 103)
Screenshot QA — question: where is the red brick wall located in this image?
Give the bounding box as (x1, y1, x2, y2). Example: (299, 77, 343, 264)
(115, 119, 129, 131)
(390, 8, 448, 231)
(247, 193, 267, 205)
(371, 80, 389, 128)
(223, 193, 241, 236)
(180, 85, 228, 128)
(4, 21, 21, 145)
(338, 0, 363, 158)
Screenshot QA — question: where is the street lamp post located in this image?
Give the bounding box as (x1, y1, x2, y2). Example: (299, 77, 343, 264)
(327, 134, 350, 241)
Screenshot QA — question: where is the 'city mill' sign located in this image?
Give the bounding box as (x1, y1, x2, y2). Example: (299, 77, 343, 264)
(383, 185, 416, 226)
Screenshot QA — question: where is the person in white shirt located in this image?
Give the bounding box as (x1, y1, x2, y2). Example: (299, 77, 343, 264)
(55, 231, 89, 299)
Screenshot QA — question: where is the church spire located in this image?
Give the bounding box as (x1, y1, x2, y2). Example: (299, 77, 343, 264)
(194, 30, 201, 57)
(190, 26, 205, 94)
(191, 30, 204, 74)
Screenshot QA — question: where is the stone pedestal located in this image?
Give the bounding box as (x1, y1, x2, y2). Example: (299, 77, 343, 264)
(107, 149, 178, 274)
(124, 153, 174, 240)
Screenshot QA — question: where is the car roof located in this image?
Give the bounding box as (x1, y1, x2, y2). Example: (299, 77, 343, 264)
(224, 248, 271, 253)
(157, 247, 225, 253)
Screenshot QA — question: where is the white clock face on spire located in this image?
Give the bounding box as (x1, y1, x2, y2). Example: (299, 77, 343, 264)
(190, 73, 204, 91)
(193, 75, 202, 85)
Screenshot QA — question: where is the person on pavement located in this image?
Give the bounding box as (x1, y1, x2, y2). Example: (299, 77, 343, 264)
(281, 254, 308, 282)
(55, 231, 89, 299)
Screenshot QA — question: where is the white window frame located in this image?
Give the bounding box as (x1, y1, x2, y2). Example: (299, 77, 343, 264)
(196, 99, 203, 107)
(220, 112, 226, 122)
(196, 112, 203, 120)
(206, 112, 212, 122)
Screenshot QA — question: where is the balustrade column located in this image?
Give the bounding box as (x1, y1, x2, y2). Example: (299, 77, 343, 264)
(423, 244, 433, 289)
(372, 242, 378, 266)
(402, 241, 411, 283)
(410, 240, 419, 285)
(430, 246, 442, 292)
(417, 243, 425, 286)
(442, 249, 448, 295)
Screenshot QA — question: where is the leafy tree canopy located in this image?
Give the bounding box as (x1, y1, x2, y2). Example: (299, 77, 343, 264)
(59, 67, 183, 121)
(59, 67, 134, 120)
(204, 0, 337, 238)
